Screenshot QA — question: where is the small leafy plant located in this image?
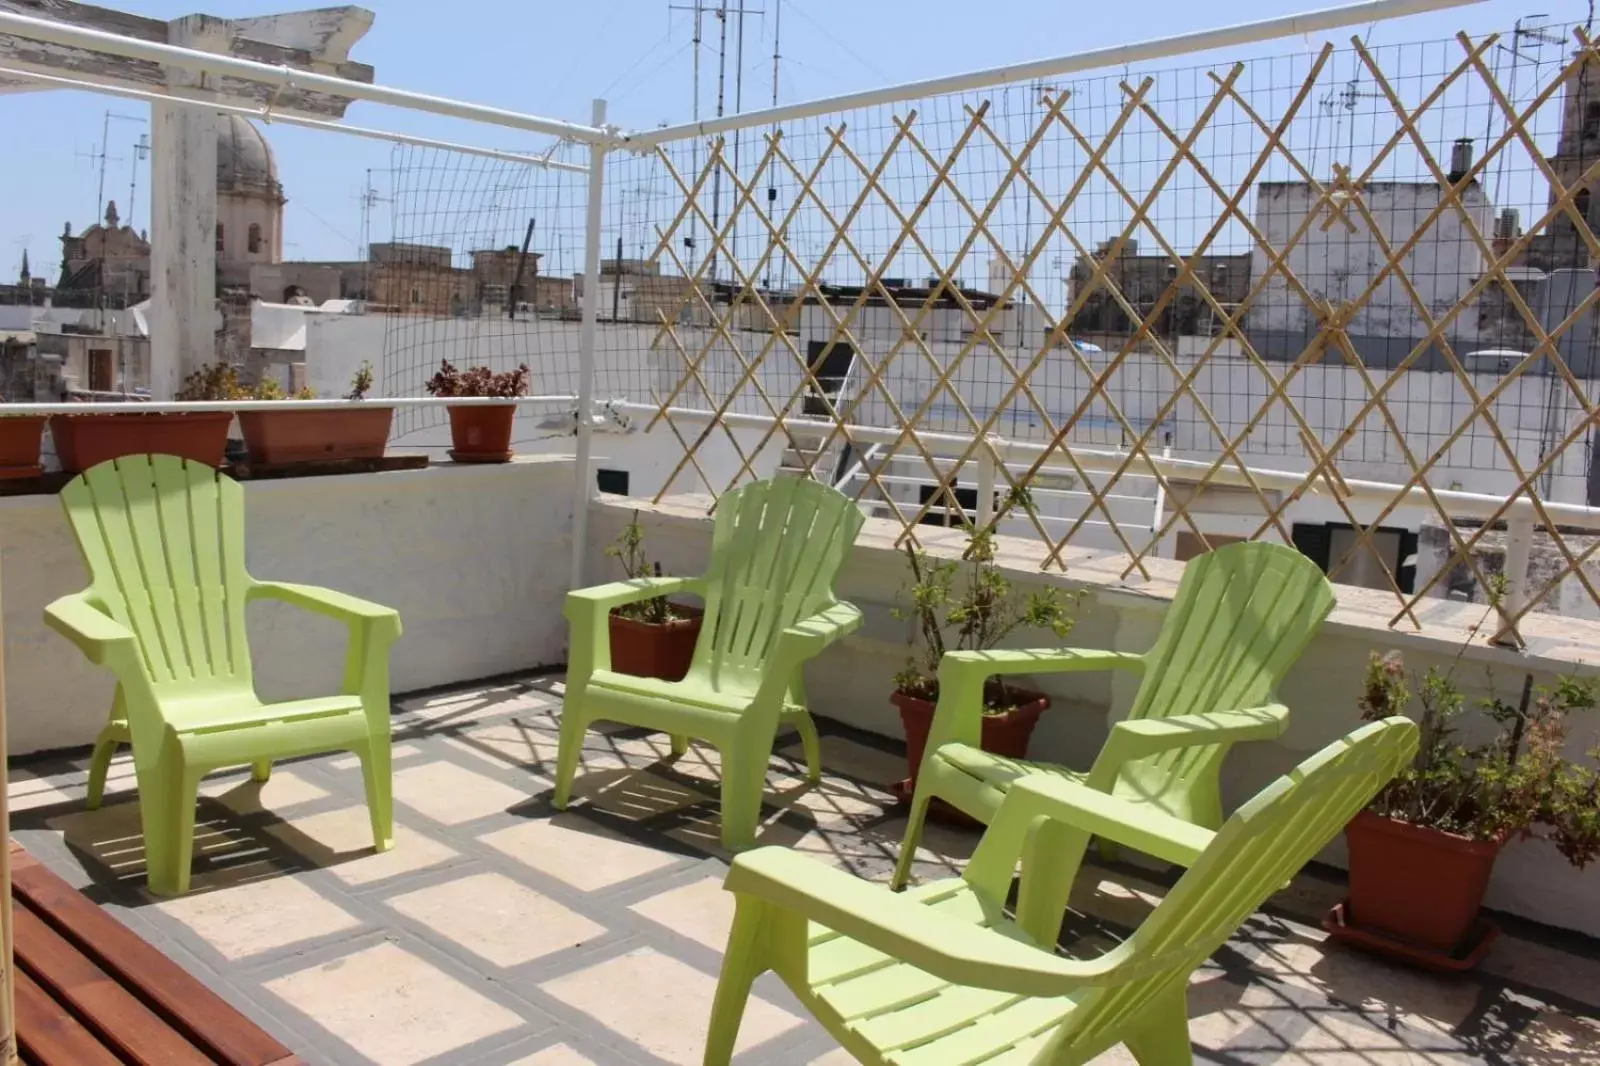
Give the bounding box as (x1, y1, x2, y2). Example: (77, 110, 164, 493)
(176, 363, 312, 401)
(607, 511, 692, 625)
(892, 522, 1079, 715)
(424, 359, 530, 398)
(347, 360, 375, 401)
(1359, 648, 1600, 868)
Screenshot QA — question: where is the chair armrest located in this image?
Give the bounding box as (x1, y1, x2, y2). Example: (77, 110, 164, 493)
(1007, 774, 1215, 868)
(563, 576, 702, 619)
(43, 593, 138, 668)
(752, 601, 862, 708)
(724, 847, 1113, 997)
(251, 582, 402, 642)
(924, 648, 1147, 757)
(1084, 705, 1289, 792)
(940, 647, 1145, 682)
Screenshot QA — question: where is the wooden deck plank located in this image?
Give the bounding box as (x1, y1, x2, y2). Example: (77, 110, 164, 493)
(13, 905, 214, 1066)
(12, 855, 300, 1066)
(13, 969, 122, 1066)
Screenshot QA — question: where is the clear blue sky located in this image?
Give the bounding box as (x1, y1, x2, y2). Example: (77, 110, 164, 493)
(0, 0, 1585, 279)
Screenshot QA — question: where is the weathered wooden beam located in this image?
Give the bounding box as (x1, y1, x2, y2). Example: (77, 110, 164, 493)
(0, 1, 374, 118)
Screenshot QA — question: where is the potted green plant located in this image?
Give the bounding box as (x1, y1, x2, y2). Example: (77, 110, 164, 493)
(49, 363, 236, 473)
(605, 511, 704, 681)
(0, 394, 48, 479)
(424, 359, 529, 463)
(1327, 641, 1600, 971)
(236, 361, 395, 464)
(890, 516, 1079, 805)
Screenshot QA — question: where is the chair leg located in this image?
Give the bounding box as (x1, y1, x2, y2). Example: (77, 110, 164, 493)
(251, 760, 272, 783)
(719, 740, 771, 852)
(704, 896, 771, 1066)
(791, 712, 823, 784)
(891, 787, 933, 892)
(357, 741, 394, 852)
(85, 730, 120, 811)
(1123, 986, 1194, 1066)
(140, 765, 201, 897)
(1097, 837, 1120, 864)
(670, 734, 690, 757)
(551, 704, 590, 810)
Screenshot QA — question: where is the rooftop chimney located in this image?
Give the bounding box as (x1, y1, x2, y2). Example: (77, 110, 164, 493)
(1447, 137, 1474, 184)
(1494, 208, 1521, 241)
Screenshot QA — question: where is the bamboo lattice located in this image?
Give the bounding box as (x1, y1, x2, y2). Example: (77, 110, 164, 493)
(605, 26, 1600, 644)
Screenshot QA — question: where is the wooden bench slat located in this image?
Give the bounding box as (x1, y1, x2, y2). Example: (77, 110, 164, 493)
(14, 904, 215, 1066)
(13, 969, 123, 1066)
(12, 858, 298, 1066)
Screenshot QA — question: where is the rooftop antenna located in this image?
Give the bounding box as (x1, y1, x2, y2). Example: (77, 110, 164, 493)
(1485, 14, 1562, 202)
(358, 169, 392, 304)
(668, 0, 708, 270)
(85, 110, 145, 238)
(768, 0, 783, 290)
(128, 132, 150, 234)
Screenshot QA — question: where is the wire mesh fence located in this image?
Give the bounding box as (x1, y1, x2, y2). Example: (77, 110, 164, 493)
(599, 23, 1600, 644)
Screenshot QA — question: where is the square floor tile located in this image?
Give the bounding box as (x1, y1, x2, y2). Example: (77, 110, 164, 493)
(388, 872, 606, 967)
(265, 806, 458, 886)
(541, 948, 801, 1066)
(628, 876, 734, 951)
(158, 876, 360, 960)
(199, 768, 328, 810)
(264, 942, 522, 1066)
(392, 760, 531, 825)
(8, 770, 75, 812)
(328, 743, 422, 771)
(778, 735, 903, 787)
(481, 815, 679, 891)
(509, 1047, 599, 1066)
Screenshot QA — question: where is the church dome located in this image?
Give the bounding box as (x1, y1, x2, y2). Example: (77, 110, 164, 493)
(216, 115, 284, 202)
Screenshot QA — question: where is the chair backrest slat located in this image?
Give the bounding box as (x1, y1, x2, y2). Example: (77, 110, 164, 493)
(695, 478, 864, 687)
(1127, 542, 1334, 781)
(1048, 717, 1418, 1056)
(60, 455, 253, 689)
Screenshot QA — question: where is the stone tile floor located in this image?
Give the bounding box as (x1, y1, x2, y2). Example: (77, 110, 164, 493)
(8, 673, 1600, 1065)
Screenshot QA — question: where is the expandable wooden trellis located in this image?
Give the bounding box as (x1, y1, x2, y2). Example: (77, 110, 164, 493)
(645, 29, 1600, 645)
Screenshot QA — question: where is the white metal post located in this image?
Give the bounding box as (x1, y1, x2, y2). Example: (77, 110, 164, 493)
(1493, 515, 1535, 647)
(571, 99, 610, 591)
(976, 441, 997, 529)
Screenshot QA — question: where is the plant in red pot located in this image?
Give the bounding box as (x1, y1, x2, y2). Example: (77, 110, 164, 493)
(605, 511, 703, 682)
(0, 394, 47, 479)
(1328, 640, 1600, 972)
(50, 363, 236, 474)
(890, 513, 1079, 814)
(424, 359, 529, 463)
(237, 361, 395, 464)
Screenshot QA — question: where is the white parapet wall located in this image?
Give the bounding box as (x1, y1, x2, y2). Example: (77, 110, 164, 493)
(588, 494, 1600, 938)
(3, 457, 575, 755)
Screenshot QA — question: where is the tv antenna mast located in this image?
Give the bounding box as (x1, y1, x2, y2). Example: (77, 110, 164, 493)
(358, 170, 392, 303)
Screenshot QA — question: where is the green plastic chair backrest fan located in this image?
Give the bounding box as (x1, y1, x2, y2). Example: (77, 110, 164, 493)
(58, 455, 253, 691)
(1040, 717, 1418, 1057)
(694, 478, 864, 688)
(1127, 542, 1335, 780)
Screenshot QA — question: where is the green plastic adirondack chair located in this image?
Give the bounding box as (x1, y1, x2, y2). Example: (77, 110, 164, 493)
(892, 540, 1334, 890)
(44, 455, 402, 896)
(555, 477, 865, 850)
(706, 716, 1417, 1066)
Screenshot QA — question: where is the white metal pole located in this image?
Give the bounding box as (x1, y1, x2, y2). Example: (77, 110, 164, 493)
(1493, 516, 1536, 647)
(0, 9, 611, 144)
(976, 441, 997, 529)
(571, 99, 610, 591)
(0, 66, 588, 173)
(622, 0, 1485, 148)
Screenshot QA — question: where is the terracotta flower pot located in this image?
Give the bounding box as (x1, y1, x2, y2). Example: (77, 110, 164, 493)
(1340, 809, 1506, 957)
(608, 606, 705, 681)
(237, 405, 394, 464)
(893, 685, 1050, 794)
(49, 412, 233, 474)
(0, 415, 48, 479)
(446, 404, 516, 463)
